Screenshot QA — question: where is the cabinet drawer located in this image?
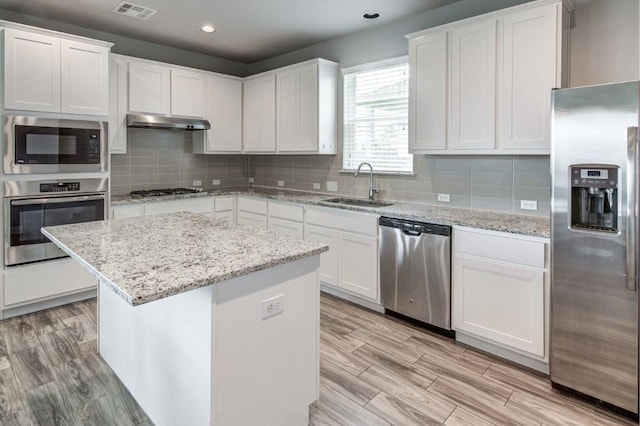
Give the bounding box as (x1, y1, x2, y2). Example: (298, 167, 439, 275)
(237, 197, 268, 215)
(268, 217, 304, 239)
(111, 204, 144, 219)
(269, 201, 303, 222)
(4, 258, 96, 307)
(214, 196, 234, 212)
(145, 198, 215, 216)
(454, 229, 545, 269)
(305, 207, 377, 236)
(237, 211, 267, 229)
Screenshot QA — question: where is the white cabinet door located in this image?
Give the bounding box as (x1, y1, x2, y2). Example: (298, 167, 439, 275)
(304, 224, 339, 287)
(450, 20, 496, 150)
(201, 75, 242, 152)
(452, 255, 544, 356)
(243, 75, 276, 152)
(276, 68, 297, 152)
(215, 210, 234, 223)
(338, 232, 378, 300)
(171, 69, 204, 117)
(144, 198, 215, 216)
(109, 57, 128, 153)
(500, 3, 558, 151)
(4, 28, 61, 112)
(129, 61, 171, 114)
(276, 63, 318, 153)
(60, 39, 109, 116)
(409, 31, 448, 151)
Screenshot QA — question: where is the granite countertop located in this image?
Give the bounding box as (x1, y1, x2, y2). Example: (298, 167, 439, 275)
(112, 186, 550, 238)
(42, 212, 328, 306)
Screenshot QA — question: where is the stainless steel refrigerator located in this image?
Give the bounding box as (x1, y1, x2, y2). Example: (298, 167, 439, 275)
(550, 81, 639, 416)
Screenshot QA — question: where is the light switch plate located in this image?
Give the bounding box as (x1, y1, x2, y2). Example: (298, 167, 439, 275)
(248, 177, 255, 184)
(326, 181, 338, 192)
(312, 183, 321, 190)
(192, 180, 202, 187)
(211, 179, 221, 186)
(521, 200, 538, 210)
(277, 180, 285, 187)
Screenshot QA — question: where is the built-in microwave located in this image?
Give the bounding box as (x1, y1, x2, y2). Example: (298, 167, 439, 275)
(3, 115, 107, 174)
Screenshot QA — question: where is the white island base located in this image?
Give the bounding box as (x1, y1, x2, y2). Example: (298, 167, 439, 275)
(98, 256, 320, 426)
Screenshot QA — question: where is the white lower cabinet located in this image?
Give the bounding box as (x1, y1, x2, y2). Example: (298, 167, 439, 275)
(236, 197, 268, 229)
(267, 201, 304, 239)
(304, 206, 379, 302)
(3, 258, 96, 315)
(304, 224, 338, 287)
(144, 198, 215, 217)
(452, 227, 548, 369)
(111, 204, 144, 219)
(214, 196, 235, 223)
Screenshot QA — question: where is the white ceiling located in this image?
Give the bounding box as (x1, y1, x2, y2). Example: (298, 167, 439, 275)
(0, 0, 463, 63)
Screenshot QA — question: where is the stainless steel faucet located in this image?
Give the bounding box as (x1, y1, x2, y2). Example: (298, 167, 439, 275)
(354, 162, 379, 201)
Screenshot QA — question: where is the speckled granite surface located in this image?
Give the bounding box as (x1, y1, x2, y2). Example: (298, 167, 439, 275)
(42, 212, 328, 306)
(112, 186, 550, 238)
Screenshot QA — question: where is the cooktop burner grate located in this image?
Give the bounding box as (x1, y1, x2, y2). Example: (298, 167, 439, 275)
(129, 188, 202, 198)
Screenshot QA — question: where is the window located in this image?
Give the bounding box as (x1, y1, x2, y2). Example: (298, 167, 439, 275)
(342, 57, 412, 174)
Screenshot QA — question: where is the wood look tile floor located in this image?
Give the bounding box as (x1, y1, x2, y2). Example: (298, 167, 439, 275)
(0, 294, 636, 425)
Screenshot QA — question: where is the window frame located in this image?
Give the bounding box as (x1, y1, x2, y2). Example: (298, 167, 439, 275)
(341, 56, 413, 175)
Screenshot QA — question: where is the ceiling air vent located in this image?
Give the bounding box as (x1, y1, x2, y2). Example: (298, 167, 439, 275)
(113, 2, 157, 20)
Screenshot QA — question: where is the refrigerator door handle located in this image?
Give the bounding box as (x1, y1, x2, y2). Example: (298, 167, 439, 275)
(626, 126, 638, 292)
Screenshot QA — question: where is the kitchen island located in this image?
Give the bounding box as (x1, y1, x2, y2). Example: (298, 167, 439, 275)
(42, 212, 328, 426)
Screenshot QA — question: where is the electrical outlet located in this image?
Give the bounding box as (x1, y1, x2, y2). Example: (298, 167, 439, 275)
(326, 181, 338, 192)
(248, 177, 255, 184)
(312, 183, 321, 190)
(211, 179, 221, 186)
(521, 200, 538, 210)
(261, 294, 284, 319)
(192, 180, 202, 187)
(277, 180, 285, 187)
(437, 193, 450, 202)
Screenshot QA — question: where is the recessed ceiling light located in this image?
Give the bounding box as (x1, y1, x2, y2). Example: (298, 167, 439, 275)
(363, 12, 380, 19)
(201, 25, 216, 33)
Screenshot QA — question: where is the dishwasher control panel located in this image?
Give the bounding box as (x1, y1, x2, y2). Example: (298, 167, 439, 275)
(379, 216, 450, 236)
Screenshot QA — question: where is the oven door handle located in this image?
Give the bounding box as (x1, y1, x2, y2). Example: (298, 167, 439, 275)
(10, 194, 106, 206)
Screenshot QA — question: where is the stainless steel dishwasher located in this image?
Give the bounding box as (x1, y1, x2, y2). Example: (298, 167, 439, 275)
(379, 216, 452, 332)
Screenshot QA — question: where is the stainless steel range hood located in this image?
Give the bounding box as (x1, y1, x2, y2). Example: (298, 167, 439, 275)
(126, 114, 210, 131)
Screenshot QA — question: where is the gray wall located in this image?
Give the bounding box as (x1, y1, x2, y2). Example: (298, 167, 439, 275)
(0, 9, 249, 76)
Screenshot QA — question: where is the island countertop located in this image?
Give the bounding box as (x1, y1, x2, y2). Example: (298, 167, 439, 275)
(42, 211, 328, 306)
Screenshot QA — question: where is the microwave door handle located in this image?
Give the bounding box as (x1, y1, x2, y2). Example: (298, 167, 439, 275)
(10, 194, 105, 206)
(626, 126, 638, 293)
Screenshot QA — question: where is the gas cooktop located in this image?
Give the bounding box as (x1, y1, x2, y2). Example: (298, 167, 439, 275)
(129, 188, 203, 198)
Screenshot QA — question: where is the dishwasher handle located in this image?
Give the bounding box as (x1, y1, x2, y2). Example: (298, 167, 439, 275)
(402, 229, 423, 236)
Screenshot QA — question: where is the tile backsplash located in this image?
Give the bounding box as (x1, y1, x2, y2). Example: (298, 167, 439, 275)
(112, 129, 550, 217)
(248, 154, 551, 217)
(110, 129, 248, 195)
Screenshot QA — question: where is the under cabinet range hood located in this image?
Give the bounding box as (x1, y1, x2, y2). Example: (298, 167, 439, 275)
(126, 114, 210, 131)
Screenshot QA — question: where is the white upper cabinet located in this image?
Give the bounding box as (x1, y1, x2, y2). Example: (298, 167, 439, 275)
(276, 60, 337, 154)
(128, 61, 171, 114)
(60, 40, 110, 116)
(408, 32, 448, 151)
(243, 74, 276, 152)
(407, 0, 571, 155)
(194, 74, 243, 153)
(450, 20, 497, 150)
(109, 56, 128, 154)
(170, 69, 204, 117)
(500, 3, 558, 151)
(4, 27, 110, 116)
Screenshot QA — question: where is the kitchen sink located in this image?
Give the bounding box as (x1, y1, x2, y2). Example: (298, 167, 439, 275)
(323, 197, 394, 207)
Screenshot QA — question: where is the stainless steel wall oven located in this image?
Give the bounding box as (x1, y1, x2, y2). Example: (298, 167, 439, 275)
(3, 115, 107, 174)
(4, 178, 108, 266)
